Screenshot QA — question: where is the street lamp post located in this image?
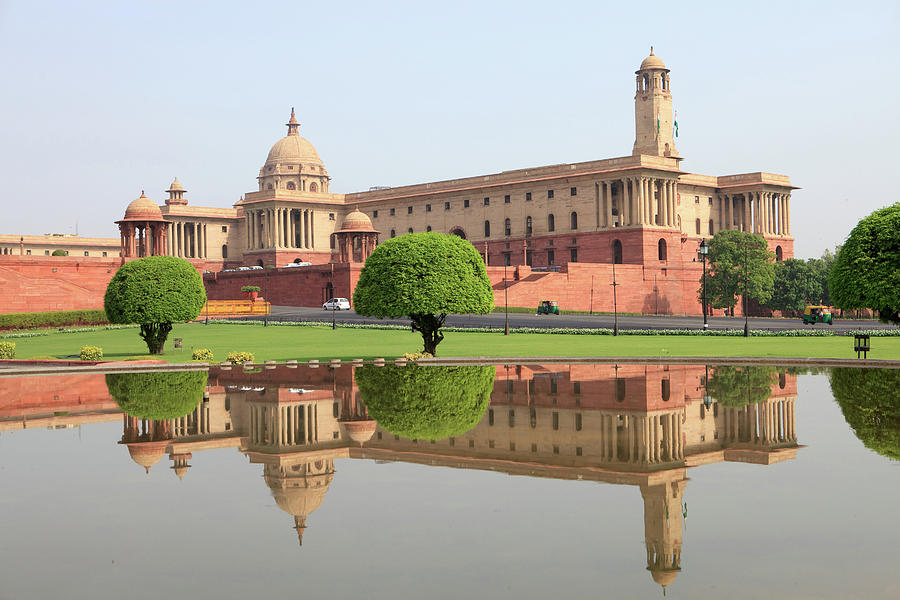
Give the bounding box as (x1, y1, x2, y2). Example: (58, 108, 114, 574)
(263, 266, 269, 327)
(504, 263, 509, 336)
(743, 242, 750, 338)
(611, 260, 619, 336)
(331, 263, 336, 331)
(698, 239, 709, 330)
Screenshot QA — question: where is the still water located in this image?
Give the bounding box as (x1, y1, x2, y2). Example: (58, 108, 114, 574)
(0, 363, 897, 599)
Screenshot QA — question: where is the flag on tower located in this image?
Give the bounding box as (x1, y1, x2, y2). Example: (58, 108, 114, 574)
(674, 110, 679, 137)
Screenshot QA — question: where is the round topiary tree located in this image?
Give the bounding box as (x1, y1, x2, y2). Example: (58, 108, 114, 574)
(352, 232, 494, 355)
(830, 367, 900, 461)
(829, 203, 900, 325)
(355, 364, 494, 441)
(104, 256, 206, 354)
(106, 370, 208, 420)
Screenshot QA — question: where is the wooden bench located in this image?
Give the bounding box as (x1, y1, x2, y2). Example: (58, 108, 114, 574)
(197, 299, 271, 319)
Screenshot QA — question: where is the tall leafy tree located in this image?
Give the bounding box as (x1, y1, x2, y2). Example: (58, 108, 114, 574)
(702, 230, 775, 315)
(106, 371, 208, 419)
(770, 258, 822, 313)
(353, 233, 494, 355)
(706, 365, 778, 407)
(829, 203, 900, 324)
(104, 256, 206, 354)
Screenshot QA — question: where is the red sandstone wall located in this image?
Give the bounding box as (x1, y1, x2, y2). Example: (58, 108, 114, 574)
(0, 257, 121, 314)
(0, 373, 116, 418)
(203, 263, 361, 308)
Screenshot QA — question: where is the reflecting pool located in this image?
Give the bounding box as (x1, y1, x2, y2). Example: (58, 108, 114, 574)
(0, 364, 897, 599)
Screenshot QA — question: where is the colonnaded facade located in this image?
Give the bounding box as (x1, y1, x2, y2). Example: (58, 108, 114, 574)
(0, 49, 797, 315)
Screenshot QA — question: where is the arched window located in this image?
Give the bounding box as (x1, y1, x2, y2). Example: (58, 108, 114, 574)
(779, 372, 786, 389)
(661, 379, 670, 401)
(776, 246, 783, 262)
(221, 244, 228, 258)
(450, 228, 466, 239)
(309, 182, 319, 192)
(390, 229, 396, 238)
(426, 225, 432, 232)
(613, 239, 623, 264)
(353, 235, 361, 250)
(504, 218, 511, 236)
(286, 181, 296, 190)
(658, 239, 667, 261)
(570, 211, 578, 229)
(709, 219, 715, 235)
(548, 213, 555, 232)
(525, 216, 533, 236)
(408, 227, 413, 234)
(695, 219, 701, 235)
(643, 74, 649, 90)
(484, 220, 491, 237)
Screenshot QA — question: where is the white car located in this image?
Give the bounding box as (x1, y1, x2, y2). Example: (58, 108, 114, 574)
(283, 262, 312, 268)
(323, 298, 351, 311)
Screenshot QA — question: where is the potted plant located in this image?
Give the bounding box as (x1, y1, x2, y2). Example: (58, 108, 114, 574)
(241, 285, 261, 300)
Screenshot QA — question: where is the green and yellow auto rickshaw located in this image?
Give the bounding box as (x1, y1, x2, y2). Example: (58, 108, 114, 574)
(537, 300, 560, 315)
(802, 305, 833, 325)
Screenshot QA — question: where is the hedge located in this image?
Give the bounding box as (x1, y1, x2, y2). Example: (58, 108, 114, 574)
(0, 309, 109, 331)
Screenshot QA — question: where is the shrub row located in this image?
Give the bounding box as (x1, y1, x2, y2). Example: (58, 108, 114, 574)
(192, 348, 214, 361)
(226, 351, 255, 364)
(210, 319, 900, 337)
(79, 345, 103, 361)
(0, 309, 109, 331)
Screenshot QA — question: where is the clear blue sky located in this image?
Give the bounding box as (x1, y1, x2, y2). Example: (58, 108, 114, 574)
(1, 0, 897, 258)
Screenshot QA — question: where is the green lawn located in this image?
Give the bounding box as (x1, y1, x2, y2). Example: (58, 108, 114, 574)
(5, 322, 900, 362)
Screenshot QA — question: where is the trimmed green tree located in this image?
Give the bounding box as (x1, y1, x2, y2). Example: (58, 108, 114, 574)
(829, 203, 900, 325)
(702, 230, 775, 316)
(353, 232, 494, 355)
(769, 258, 824, 314)
(830, 368, 900, 461)
(106, 371, 208, 420)
(707, 365, 778, 407)
(104, 256, 206, 354)
(356, 364, 494, 440)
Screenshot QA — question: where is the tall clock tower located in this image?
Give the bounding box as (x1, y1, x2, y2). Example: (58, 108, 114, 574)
(632, 48, 679, 159)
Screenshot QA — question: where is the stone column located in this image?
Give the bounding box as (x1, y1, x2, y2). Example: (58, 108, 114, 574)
(310, 210, 315, 249)
(671, 181, 678, 228)
(622, 179, 631, 226)
(604, 182, 613, 227)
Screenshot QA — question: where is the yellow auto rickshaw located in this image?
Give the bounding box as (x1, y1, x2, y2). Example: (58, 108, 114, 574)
(802, 305, 833, 325)
(537, 300, 560, 315)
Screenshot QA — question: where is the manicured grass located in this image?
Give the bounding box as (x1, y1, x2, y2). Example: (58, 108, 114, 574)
(5, 322, 900, 362)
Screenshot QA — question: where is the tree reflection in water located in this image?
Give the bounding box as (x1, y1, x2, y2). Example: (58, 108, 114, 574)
(355, 364, 494, 441)
(830, 367, 900, 461)
(106, 370, 208, 419)
(706, 365, 778, 407)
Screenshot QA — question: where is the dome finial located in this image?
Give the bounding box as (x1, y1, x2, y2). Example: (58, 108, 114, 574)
(286, 107, 300, 136)
(650, 46, 654, 55)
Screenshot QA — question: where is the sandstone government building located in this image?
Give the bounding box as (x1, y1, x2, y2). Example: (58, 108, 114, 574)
(0, 50, 797, 315)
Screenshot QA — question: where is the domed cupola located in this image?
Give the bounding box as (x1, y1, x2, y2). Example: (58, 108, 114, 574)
(632, 47, 679, 159)
(258, 108, 330, 194)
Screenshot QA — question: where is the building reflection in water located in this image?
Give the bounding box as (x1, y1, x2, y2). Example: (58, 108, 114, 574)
(0, 363, 801, 595)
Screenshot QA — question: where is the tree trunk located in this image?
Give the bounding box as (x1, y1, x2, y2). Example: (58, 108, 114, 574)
(409, 313, 446, 356)
(139, 322, 173, 355)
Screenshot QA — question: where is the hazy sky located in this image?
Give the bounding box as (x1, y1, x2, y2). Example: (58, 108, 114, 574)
(1, 0, 897, 259)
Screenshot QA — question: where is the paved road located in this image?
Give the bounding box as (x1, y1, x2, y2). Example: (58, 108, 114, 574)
(259, 306, 896, 333)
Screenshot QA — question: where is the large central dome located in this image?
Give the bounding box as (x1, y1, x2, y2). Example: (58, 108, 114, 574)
(257, 108, 330, 193)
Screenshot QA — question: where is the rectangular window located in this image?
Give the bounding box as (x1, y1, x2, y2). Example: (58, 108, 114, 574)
(407, 206, 413, 214)
(547, 249, 555, 266)
(508, 409, 515, 428)
(101, 251, 107, 257)
(44, 250, 49, 256)
(709, 197, 714, 205)
(553, 444, 559, 455)
(548, 189, 554, 199)
(373, 210, 378, 218)
(329, 213, 335, 220)
(552, 412, 559, 431)
(390, 208, 396, 216)
(531, 443, 538, 453)
(504, 194, 510, 204)
(84, 251, 89, 256)
(695, 195, 700, 203)
(574, 381, 581, 394)
(464, 199, 470, 208)
(575, 413, 582, 431)
(221, 226, 228, 233)
(575, 446, 582, 456)
(489, 440, 495, 449)
(570, 187, 577, 196)
(484, 197, 490, 206)
(509, 442, 516, 451)
(445, 202, 450, 210)
(26, 250, 31, 255)
(503, 252, 511, 266)
(426, 204, 431, 212)
(488, 409, 494, 426)
(570, 248, 577, 263)
(469, 439, 475, 448)
(525, 192, 532, 201)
